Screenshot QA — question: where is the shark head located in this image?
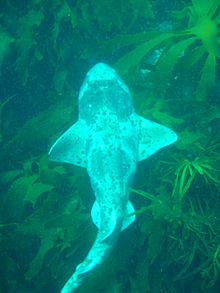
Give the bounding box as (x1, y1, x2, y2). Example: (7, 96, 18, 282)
(78, 63, 133, 122)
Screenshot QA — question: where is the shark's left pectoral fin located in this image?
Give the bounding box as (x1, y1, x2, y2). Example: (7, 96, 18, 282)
(132, 114, 178, 161)
(91, 200, 136, 235)
(49, 120, 87, 167)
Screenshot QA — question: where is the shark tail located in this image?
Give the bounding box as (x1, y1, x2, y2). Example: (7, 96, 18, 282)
(60, 229, 120, 293)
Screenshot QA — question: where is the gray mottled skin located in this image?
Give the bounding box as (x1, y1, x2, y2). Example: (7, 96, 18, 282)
(49, 63, 177, 293)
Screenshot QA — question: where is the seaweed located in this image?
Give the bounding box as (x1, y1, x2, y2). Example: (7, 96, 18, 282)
(102, 0, 220, 100)
(0, 150, 90, 292)
(75, 0, 154, 36)
(0, 26, 14, 70)
(162, 143, 220, 201)
(130, 141, 220, 291)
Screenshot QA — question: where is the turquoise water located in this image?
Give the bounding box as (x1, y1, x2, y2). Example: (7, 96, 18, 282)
(0, 1, 220, 292)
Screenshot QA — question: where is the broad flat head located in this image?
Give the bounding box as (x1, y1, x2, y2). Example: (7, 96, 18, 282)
(78, 63, 133, 122)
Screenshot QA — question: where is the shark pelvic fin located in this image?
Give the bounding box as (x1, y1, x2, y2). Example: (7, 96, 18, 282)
(122, 200, 136, 230)
(91, 200, 135, 233)
(49, 120, 87, 167)
(132, 114, 178, 161)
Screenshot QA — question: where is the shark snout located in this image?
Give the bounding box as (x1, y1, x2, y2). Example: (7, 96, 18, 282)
(87, 62, 116, 81)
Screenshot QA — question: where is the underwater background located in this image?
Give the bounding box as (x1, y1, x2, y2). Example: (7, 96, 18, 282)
(0, 0, 220, 292)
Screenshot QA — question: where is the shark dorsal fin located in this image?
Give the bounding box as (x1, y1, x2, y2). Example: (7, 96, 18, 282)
(91, 200, 136, 234)
(49, 120, 87, 167)
(132, 113, 178, 161)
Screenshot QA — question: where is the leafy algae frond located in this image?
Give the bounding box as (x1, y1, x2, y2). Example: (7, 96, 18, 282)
(131, 141, 220, 289)
(114, 0, 220, 100)
(162, 143, 220, 201)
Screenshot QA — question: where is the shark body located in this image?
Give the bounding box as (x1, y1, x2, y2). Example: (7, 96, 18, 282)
(49, 63, 177, 293)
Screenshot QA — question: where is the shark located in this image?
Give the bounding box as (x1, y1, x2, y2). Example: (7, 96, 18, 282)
(49, 63, 178, 293)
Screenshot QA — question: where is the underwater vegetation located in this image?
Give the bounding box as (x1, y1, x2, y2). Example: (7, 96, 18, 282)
(0, 0, 220, 292)
(131, 142, 220, 289)
(85, 0, 220, 100)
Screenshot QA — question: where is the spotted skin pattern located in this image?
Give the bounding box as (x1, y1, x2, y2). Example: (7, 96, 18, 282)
(49, 63, 177, 292)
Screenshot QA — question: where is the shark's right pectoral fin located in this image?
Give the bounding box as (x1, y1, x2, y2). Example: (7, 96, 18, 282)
(49, 120, 87, 168)
(132, 114, 178, 161)
(91, 200, 136, 236)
